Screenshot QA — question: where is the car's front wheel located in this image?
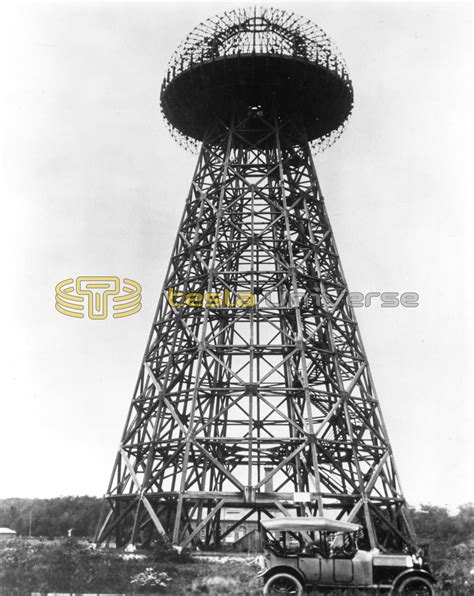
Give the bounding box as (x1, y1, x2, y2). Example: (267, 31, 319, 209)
(263, 572, 304, 596)
(391, 574, 435, 595)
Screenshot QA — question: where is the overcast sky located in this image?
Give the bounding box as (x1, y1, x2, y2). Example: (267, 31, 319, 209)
(0, 1, 471, 511)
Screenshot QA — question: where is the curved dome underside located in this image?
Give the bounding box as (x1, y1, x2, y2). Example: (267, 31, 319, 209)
(160, 6, 354, 152)
(161, 54, 353, 148)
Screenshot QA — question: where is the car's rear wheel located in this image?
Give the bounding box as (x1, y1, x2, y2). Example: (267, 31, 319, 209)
(263, 572, 304, 596)
(391, 575, 435, 595)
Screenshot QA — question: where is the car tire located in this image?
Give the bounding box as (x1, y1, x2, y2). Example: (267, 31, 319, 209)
(263, 572, 304, 596)
(391, 574, 435, 595)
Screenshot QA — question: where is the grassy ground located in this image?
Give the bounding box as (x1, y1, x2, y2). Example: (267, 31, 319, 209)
(0, 537, 472, 595)
(0, 538, 262, 595)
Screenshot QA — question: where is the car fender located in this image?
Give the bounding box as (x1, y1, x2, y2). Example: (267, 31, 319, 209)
(263, 565, 306, 585)
(391, 568, 436, 591)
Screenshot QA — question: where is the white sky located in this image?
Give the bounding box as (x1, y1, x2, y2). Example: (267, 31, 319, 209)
(0, 1, 472, 510)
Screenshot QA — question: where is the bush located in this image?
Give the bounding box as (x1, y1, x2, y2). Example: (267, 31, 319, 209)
(191, 575, 240, 594)
(152, 532, 194, 564)
(437, 540, 474, 594)
(130, 567, 171, 592)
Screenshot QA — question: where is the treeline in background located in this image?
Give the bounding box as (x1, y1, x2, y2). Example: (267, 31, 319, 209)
(0, 496, 102, 539)
(0, 497, 472, 550)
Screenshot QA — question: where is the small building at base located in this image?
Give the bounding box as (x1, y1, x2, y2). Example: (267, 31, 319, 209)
(0, 527, 16, 540)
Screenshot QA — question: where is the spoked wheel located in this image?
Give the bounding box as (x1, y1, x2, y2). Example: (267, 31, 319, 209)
(263, 572, 304, 596)
(391, 575, 435, 595)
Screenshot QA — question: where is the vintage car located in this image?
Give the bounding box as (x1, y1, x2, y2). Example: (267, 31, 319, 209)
(258, 517, 436, 595)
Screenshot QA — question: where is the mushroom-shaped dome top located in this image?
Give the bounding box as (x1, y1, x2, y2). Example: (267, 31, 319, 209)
(160, 6, 353, 152)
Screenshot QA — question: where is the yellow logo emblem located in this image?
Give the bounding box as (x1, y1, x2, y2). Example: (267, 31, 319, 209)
(55, 277, 142, 320)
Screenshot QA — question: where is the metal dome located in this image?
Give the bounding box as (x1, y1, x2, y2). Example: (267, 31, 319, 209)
(160, 6, 354, 152)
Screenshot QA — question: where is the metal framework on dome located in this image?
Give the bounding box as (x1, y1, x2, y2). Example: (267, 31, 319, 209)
(160, 6, 353, 153)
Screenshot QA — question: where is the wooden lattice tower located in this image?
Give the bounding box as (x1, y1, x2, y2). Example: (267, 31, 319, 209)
(95, 7, 416, 552)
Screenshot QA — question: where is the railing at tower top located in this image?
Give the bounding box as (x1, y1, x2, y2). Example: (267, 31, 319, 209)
(162, 8, 350, 92)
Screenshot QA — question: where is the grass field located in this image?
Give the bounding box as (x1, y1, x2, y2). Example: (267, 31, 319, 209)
(0, 536, 472, 595)
(0, 537, 262, 595)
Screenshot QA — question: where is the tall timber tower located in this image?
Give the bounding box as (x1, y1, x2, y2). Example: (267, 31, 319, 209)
(96, 7, 416, 552)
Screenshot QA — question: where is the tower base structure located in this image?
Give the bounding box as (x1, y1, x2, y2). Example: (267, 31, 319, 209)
(95, 112, 416, 553)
